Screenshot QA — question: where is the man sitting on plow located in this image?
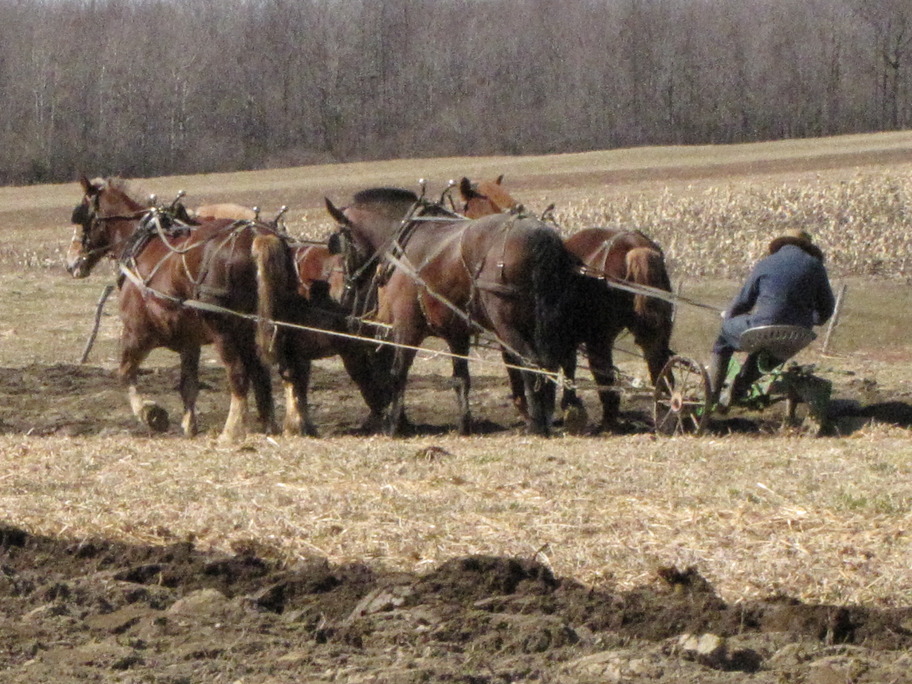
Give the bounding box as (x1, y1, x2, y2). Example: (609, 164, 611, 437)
(708, 229, 836, 407)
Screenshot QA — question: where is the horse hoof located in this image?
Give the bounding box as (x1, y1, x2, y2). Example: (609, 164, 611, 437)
(181, 415, 198, 437)
(525, 422, 551, 437)
(563, 405, 588, 435)
(141, 404, 169, 432)
(218, 430, 246, 444)
(303, 423, 319, 438)
(359, 414, 385, 435)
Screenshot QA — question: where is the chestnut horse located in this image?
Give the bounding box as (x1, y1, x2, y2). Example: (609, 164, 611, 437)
(457, 175, 521, 216)
(325, 187, 583, 436)
(460, 176, 674, 431)
(191, 200, 386, 431)
(66, 177, 385, 440)
(191, 202, 346, 302)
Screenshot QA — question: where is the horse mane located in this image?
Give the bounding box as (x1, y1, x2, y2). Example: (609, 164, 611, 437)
(352, 187, 419, 206)
(348, 188, 425, 223)
(96, 176, 154, 208)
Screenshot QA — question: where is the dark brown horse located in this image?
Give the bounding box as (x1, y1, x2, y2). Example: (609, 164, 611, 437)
(66, 177, 386, 440)
(459, 176, 675, 431)
(325, 187, 582, 436)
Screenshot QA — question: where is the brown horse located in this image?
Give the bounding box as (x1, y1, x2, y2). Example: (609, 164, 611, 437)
(66, 176, 283, 441)
(458, 175, 521, 216)
(191, 200, 387, 431)
(289, 241, 345, 301)
(325, 187, 583, 436)
(250, 234, 390, 435)
(459, 176, 675, 431)
(66, 177, 386, 440)
(191, 202, 346, 302)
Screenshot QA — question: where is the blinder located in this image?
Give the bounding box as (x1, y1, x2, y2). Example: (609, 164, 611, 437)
(327, 230, 344, 255)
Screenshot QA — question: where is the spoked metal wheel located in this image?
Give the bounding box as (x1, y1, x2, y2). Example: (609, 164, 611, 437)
(653, 355, 711, 436)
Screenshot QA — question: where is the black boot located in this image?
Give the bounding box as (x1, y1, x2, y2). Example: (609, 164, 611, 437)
(707, 353, 729, 407)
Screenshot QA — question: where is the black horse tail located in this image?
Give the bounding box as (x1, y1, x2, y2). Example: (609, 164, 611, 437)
(530, 228, 579, 370)
(252, 233, 293, 364)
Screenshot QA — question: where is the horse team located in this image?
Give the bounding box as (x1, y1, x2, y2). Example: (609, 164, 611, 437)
(65, 175, 674, 441)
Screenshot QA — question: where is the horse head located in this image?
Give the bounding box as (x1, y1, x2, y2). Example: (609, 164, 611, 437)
(66, 176, 151, 278)
(325, 187, 459, 314)
(458, 175, 520, 218)
(324, 188, 421, 254)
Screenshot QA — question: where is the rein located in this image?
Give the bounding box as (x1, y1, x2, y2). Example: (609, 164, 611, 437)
(578, 263, 724, 313)
(339, 199, 460, 318)
(378, 223, 544, 373)
(108, 270, 566, 388)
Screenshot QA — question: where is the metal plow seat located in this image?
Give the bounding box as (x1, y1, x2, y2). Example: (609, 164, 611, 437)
(738, 325, 816, 362)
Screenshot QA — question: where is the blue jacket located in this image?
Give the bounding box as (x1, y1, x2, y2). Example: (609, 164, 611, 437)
(727, 244, 835, 328)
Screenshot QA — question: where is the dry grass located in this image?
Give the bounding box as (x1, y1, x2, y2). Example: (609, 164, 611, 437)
(1, 429, 911, 606)
(2, 133, 912, 608)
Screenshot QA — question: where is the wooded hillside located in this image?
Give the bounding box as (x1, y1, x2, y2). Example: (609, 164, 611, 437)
(2, 0, 910, 185)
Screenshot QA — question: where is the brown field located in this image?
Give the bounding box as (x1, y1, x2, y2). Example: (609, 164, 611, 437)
(1, 133, 912, 682)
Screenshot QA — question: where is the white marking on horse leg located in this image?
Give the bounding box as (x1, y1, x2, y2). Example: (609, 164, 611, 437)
(178, 347, 201, 437)
(128, 385, 142, 416)
(181, 410, 198, 437)
(283, 381, 303, 436)
(283, 381, 316, 437)
(219, 393, 248, 443)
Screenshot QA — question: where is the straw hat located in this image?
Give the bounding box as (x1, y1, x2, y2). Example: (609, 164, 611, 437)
(768, 229, 824, 261)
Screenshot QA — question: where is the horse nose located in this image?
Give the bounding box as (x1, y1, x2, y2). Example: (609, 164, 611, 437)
(65, 254, 89, 278)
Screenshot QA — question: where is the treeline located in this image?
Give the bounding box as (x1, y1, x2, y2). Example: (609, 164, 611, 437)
(1, 0, 910, 185)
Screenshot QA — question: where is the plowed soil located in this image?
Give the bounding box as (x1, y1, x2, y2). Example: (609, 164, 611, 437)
(3, 520, 912, 683)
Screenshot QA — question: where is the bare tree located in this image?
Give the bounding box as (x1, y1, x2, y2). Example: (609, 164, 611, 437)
(0, 0, 907, 185)
(851, 0, 912, 129)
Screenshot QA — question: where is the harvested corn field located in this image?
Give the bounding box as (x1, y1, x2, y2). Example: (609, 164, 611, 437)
(1, 133, 912, 681)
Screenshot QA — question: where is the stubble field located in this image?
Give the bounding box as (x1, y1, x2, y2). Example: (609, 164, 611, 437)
(1, 133, 912, 682)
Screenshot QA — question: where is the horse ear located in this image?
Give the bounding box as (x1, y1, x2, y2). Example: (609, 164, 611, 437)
(458, 177, 473, 199)
(495, 174, 504, 185)
(324, 197, 351, 226)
